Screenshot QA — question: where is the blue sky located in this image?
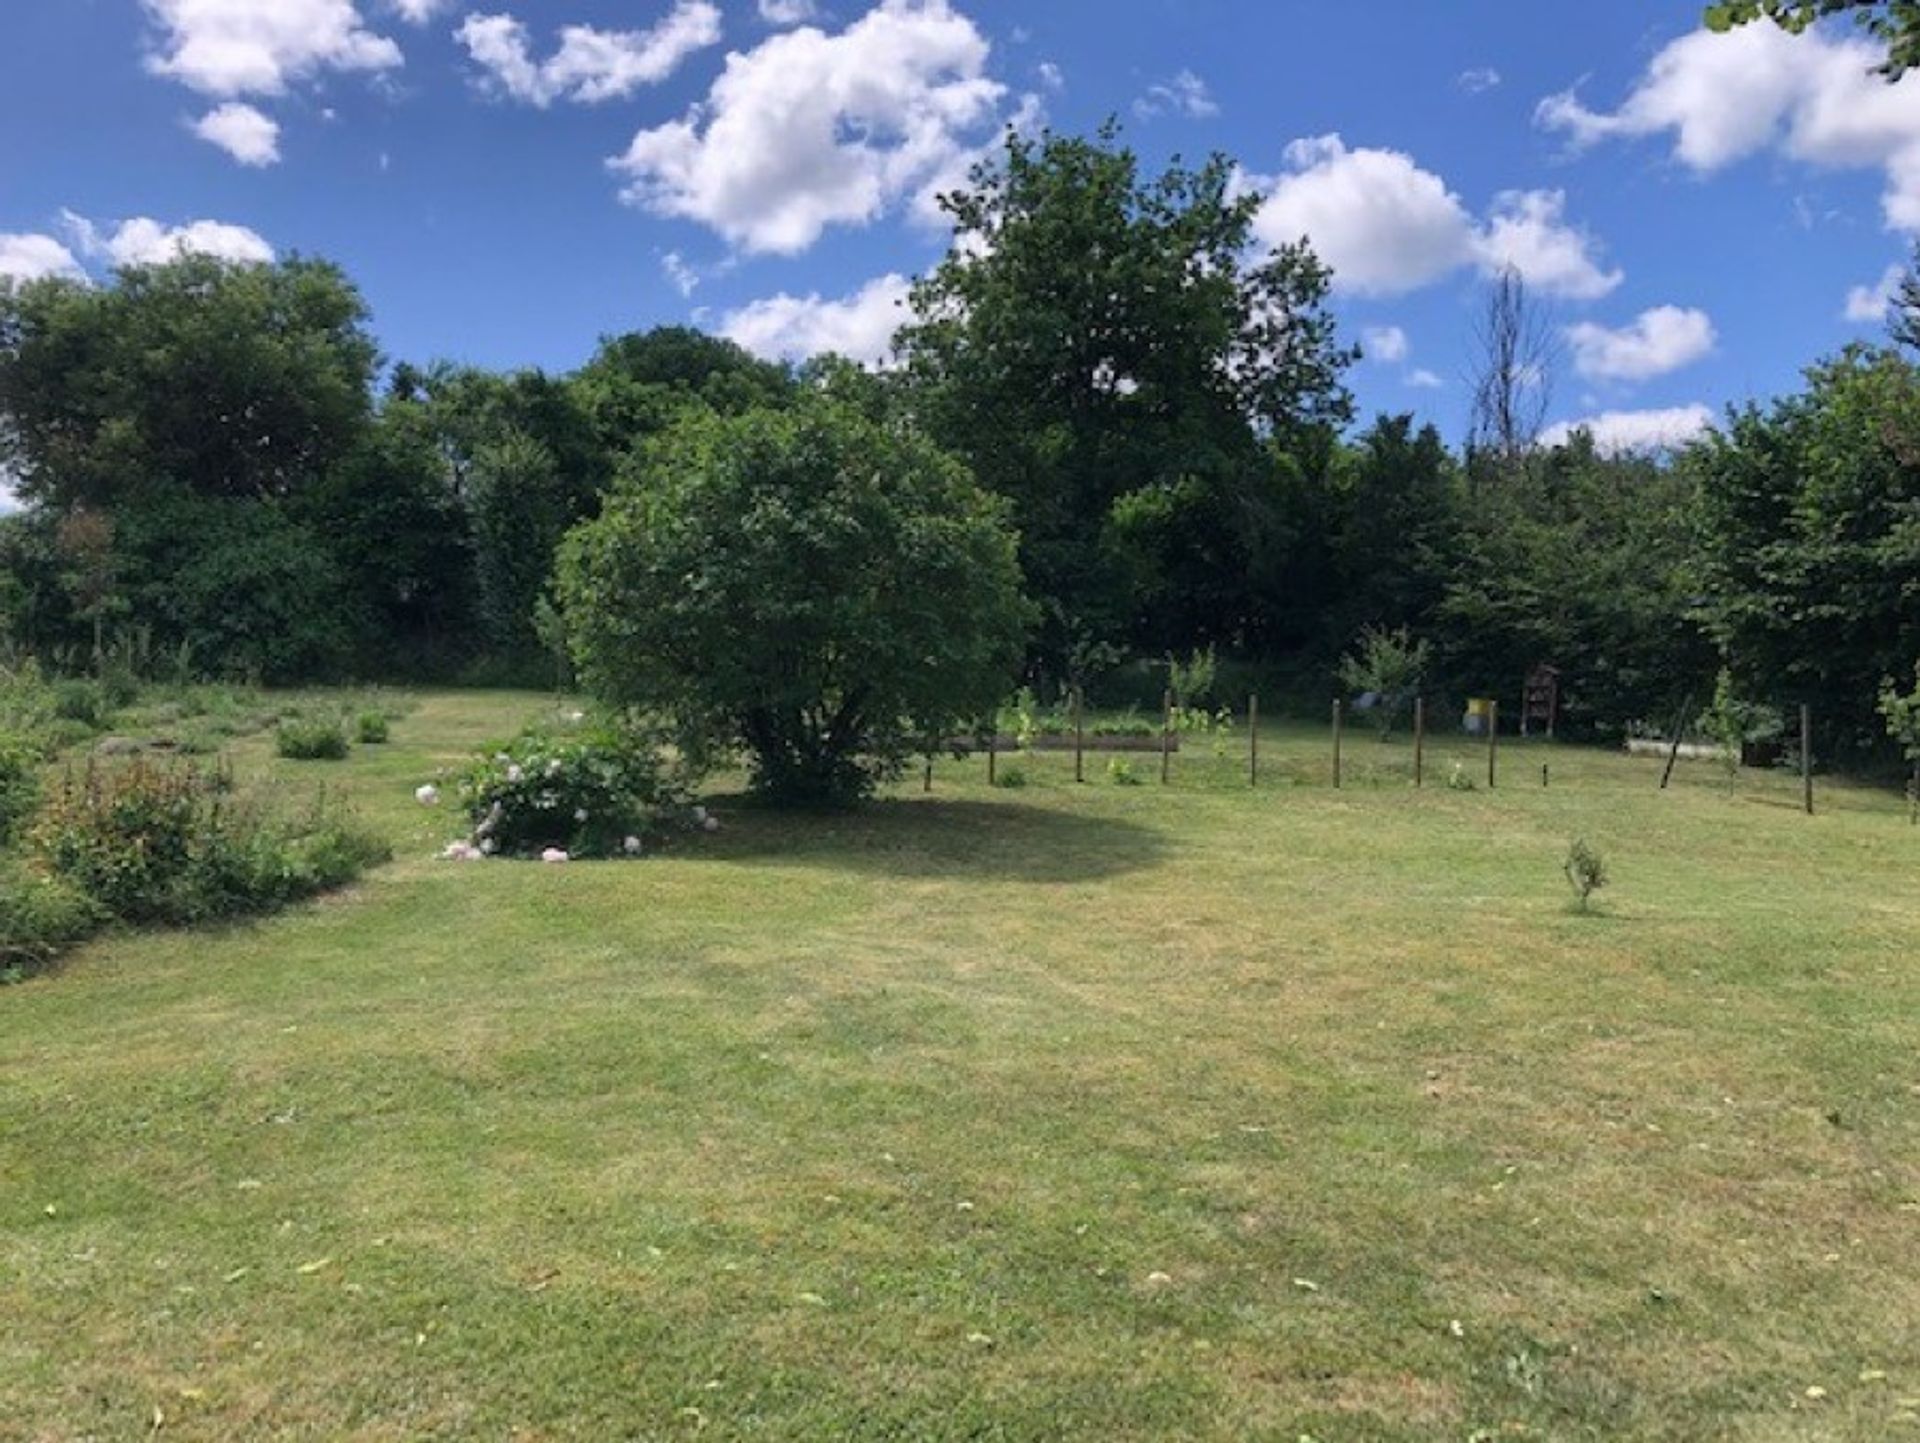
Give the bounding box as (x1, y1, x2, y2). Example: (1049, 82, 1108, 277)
(4, 0, 1918, 457)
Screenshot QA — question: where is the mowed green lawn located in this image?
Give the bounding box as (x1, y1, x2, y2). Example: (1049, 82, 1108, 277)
(4, 691, 1918, 1441)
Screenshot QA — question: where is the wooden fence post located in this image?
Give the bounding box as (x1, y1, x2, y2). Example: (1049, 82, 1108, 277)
(1249, 693, 1259, 788)
(1160, 689, 1174, 785)
(1801, 703, 1814, 816)
(1332, 698, 1343, 789)
(1487, 700, 1499, 790)
(1413, 696, 1425, 789)
(923, 755, 933, 793)
(1074, 689, 1086, 784)
(986, 728, 996, 786)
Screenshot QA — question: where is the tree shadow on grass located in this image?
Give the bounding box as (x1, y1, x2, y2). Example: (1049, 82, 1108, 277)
(694, 795, 1165, 884)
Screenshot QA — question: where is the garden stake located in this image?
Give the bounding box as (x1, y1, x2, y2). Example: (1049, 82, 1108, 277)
(1542, 763, 1550, 788)
(986, 730, 996, 786)
(1659, 695, 1694, 791)
(1160, 689, 1174, 785)
(1802, 704, 1814, 816)
(1249, 693, 1259, 788)
(1074, 690, 1085, 783)
(1487, 700, 1499, 789)
(1332, 698, 1343, 789)
(924, 756, 933, 793)
(1413, 696, 1425, 788)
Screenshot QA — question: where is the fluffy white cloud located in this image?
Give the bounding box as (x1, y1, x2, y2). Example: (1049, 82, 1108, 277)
(1845, 260, 1905, 321)
(139, 0, 403, 97)
(1406, 368, 1444, 389)
(1134, 70, 1217, 121)
(192, 101, 281, 165)
(1251, 135, 1619, 299)
(0, 233, 85, 283)
(1566, 305, 1716, 381)
(1458, 67, 1501, 95)
(65, 212, 274, 268)
(758, 0, 818, 23)
(458, 2, 721, 106)
(721, 272, 912, 366)
(387, 0, 453, 22)
(660, 250, 701, 297)
(1539, 22, 1920, 231)
(1474, 190, 1621, 300)
(1361, 324, 1409, 363)
(610, 0, 1007, 254)
(1542, 403, 1716, 454)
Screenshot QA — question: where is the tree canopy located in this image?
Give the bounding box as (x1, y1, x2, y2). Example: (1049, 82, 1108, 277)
(1705, 1, 1920, 76)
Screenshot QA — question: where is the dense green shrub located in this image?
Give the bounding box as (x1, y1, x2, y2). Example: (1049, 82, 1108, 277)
(52, 679, 106, 727)
(0, 864, 104, 981)
(454, 721, 694, 859)
(0, 730, 42, 844)
(355, 710, 390, 744)
(30, 759, 388, 925)
(276, 718, 350, 760)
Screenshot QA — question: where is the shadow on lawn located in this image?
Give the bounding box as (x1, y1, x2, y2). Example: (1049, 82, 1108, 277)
(699, 796, 1165, 884)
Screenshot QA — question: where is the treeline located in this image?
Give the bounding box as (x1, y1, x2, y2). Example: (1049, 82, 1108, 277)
(2, 127, 1916, 761)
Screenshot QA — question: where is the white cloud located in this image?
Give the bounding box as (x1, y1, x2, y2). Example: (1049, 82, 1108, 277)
(661, 250, 700, 297)
(1406, 368, 1444, 389)
(1844, 260, 1905, 321)
(1458, 67, 1501, 95)
(1566, 305, 1716, 381)
(139, 0, 403, 98)
(192, 101, 282, 165)
(1361, 324, 1409, 363)
(458, 3, 721, 107)
(65, 212, 274, 268)
(610, 0, 1007, 255)
(721, 271, 912, 366)
(0, 233, 85, 284)
(1473, 189, 1621, 300)
(1539, 22, 1920, 232)
(1037, 60, 1064, 91)
(387, 0, 453, 22)
(758, 0, 818, 23)
(1542, 403, 1716, 454)
(1250, 135, 1619, 299)
(1134, 70, 1218, 121)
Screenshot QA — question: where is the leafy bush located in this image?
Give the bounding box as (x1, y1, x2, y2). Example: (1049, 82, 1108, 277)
(992, 763, 1028, 789)
(559, 398, 1030, 808)
(52, 679, 106, 727)
(276, 718, 350, 760)
(1564, 838, 1609, 912)
(0, 729, 42, 845)
(1703, 667, 1783, 773)
(453, 721, 694, 859)
(1107, 758, 1142, 786)
(1167, 645, 1218, 709)
(29, 759, 388, 926)
(1445, 761, 1477, 792)
(355, 710, 390, 744)
(0, 864, 103, 982)
(1338, 625, 1431, 740)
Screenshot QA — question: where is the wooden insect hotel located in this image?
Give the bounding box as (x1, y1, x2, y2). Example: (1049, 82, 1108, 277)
(1521, 663, 1560, 738)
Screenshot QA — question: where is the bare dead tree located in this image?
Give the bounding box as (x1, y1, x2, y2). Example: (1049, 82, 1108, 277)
(1467, 266, 1558, 475)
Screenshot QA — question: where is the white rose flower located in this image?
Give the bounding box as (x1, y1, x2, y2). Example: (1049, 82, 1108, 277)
(622, 835, 644, 856)
(415, 784, 440, 806)
(541, 848, 570, 864)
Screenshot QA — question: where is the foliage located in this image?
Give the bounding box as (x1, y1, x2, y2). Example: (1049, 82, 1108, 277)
(899, 121, 1355, 668)
(1879, 661, 1920, 761)
(992, 763, 1028, 788)
(1563, 838, 1610, 911)
(276, 718, 350, 761)
(355, 711, 390, 745)
(559, 399, 1031, 807)
(29, 758, 387, 925)
(1167, 646, 1218, 710)
(1689, 347, 1920, 758)
(0, 729, 42, 844)
(1107, 758, 1142, 786)
(453, 720, 694, 859)
(1702, 667, 1784, 773)
(0, 862, 102, 980)
(1338, 626, 1432, 740)
(1705, 1, 1920, 77)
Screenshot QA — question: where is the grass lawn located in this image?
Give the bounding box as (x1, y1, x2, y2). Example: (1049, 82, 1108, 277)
(4, 690, 1919, 1440)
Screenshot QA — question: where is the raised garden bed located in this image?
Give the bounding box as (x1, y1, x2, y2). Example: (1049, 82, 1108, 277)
(948, 733, 1179, 754)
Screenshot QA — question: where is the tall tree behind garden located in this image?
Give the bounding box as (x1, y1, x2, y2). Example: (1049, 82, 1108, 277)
(1689, 345, 1920, 754)
(898, 123, 1355, 674)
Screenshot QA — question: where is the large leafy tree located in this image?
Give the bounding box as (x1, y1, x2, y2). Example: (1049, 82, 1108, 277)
(0, 256, 377, 510)
(1689, 346, 1920, 754)
(558, 400, 1030, 807)
(1705, 2, 1920, 77)
(898, 122, 1355, 672)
